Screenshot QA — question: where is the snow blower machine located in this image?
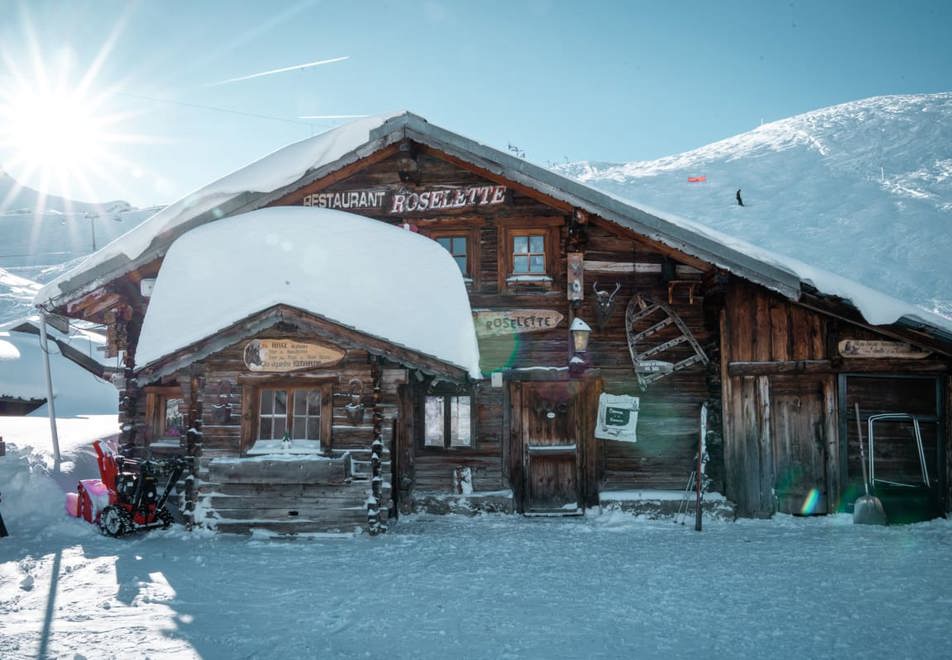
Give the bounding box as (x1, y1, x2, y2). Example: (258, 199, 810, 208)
(66, 439, 187, 537)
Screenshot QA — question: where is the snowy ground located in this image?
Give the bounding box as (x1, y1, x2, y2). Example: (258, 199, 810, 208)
(3, 509, 952, 658)
(3, 417, 952, 659)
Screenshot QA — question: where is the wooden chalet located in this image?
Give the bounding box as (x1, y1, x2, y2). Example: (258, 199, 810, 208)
(35, 113, 952, 533)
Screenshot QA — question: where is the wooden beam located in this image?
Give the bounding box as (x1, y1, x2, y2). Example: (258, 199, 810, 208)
(729, 358, 950, 377)
(729, 360, 833, 376)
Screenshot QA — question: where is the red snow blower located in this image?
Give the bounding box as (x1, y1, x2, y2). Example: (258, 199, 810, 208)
(65, 439, 187, 537)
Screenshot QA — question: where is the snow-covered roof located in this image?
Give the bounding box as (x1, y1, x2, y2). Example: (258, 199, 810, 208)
(135, 206, 482, 378)
(34, 109, 952, 344)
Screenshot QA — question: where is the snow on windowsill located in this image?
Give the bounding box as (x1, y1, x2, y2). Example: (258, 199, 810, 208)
(506, 274, 553, 284)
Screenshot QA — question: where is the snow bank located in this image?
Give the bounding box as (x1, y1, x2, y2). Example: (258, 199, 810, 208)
(35, 114, 402, 305)
(558, 93, 952, 329)
(0, 444, 70, 528)
(136, 207, 482, 377)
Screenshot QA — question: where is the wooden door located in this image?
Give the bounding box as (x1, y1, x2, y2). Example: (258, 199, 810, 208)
(770, 376, 829, 515)
(520, 381, 581, 514)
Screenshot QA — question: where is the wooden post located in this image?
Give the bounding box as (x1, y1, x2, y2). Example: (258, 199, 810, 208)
(367, 356, 386, 535)
(695, 402, 706, 532)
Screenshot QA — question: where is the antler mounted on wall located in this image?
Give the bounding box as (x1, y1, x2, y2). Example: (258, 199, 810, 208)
(592, 281, 621, 331)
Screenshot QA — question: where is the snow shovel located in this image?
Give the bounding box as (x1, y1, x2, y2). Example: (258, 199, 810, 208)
(853, 403, 886, 526)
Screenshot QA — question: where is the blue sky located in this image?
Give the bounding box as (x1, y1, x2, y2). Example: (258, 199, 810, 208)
(0, 0, 950, 206)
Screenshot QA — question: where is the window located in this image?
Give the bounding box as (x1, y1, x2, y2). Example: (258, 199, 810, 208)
(162, 397, 186, 438)
(436, 235, 468, 275)
(144, 386, 186, 444)
(498, 222, 560, 291)
(258, 388, 322, 441)
(512, 235, 546, 274)
(421, 226, 478, 282)
(424, 395, 472, 448)
(245, 383, 333, 455)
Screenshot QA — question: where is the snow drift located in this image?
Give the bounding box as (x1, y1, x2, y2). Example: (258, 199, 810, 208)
(556, 93, 952, 324)
(135, 206, 482, 377)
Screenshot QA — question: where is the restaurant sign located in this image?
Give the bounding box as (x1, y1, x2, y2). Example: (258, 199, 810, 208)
(243, 339, 345, 372)
(302, 184, 508, 215)
(473, 309, 564, 338)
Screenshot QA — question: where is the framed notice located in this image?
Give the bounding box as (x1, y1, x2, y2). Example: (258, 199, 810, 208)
(595, 393, 639, 442)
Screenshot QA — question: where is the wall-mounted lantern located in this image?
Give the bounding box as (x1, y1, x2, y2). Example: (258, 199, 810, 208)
(570, 317, 592, 354)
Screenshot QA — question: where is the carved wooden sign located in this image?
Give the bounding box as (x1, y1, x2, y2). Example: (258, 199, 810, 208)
(473, 309, 564, 338)
(838, 339, 930, 359)
(243, 339, 345, 372)
(302, 184, 508, 215)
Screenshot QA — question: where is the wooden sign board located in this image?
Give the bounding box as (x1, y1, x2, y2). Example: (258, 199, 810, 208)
(838, 339, 930, 359)
(474, 309, 565, 338)
(302, 184, 508, 215)
(567, 252, 583, 301)
(243, 339, 345, 372)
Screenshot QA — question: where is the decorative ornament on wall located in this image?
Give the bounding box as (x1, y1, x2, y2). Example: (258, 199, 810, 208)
(344, 379, 366, 425)
(592, 281, 621, 331)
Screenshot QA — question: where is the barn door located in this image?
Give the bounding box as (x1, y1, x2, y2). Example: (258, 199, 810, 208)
(770, 376, 829, 515)
(521, 381, 582, 515)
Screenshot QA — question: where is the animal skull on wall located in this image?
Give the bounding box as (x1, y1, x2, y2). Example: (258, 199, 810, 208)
(592, 281, 622, 331)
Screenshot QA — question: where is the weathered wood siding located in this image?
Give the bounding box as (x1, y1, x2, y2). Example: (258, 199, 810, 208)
(723, 280, 950, 516)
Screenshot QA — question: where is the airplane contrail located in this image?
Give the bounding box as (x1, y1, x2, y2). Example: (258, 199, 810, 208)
(208, 56, 349, 86)
(298, 114, 369, 120)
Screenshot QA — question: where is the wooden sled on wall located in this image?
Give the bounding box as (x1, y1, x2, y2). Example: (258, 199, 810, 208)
(625, 294, 709, 389)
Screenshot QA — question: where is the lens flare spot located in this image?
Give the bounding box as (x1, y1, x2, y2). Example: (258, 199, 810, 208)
(800, 488, 821, 515)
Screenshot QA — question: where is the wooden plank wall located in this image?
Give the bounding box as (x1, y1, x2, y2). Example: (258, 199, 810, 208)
(583, 223, 715, 492)
(721, 281, 832, 516)
(723, 279, 950, 516)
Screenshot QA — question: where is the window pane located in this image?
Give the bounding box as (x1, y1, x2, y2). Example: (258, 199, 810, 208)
(513, 256, 529, 273)
(530, 255, 545, 273)
(424, 396, 445, 446)
(454, 255, 467, 274)
(306, 417, 321, 440)
(513, 236, 528, 254)
(437, 237, 452, 251)
(259, 417, 272, 440)
(293, 392, 307, 415)
(292, 415, 307, 439)
(274, 416, 286, 439)
(452, 237, 466, 255)
(529, 235, 544, 253)
(260, 389, 274, 414)
(306, 390, 321, 414)
(274, 390, 287, 415)
(450, 396, 472, 447)
(164, 398, 184, 437)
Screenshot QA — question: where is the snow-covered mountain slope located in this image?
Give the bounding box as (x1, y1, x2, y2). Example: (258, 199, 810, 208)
(556, 94, 952, 321)
(0, 171, 159, 321)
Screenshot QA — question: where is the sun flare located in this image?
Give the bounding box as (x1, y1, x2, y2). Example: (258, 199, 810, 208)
(2, 85, 109, 173)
